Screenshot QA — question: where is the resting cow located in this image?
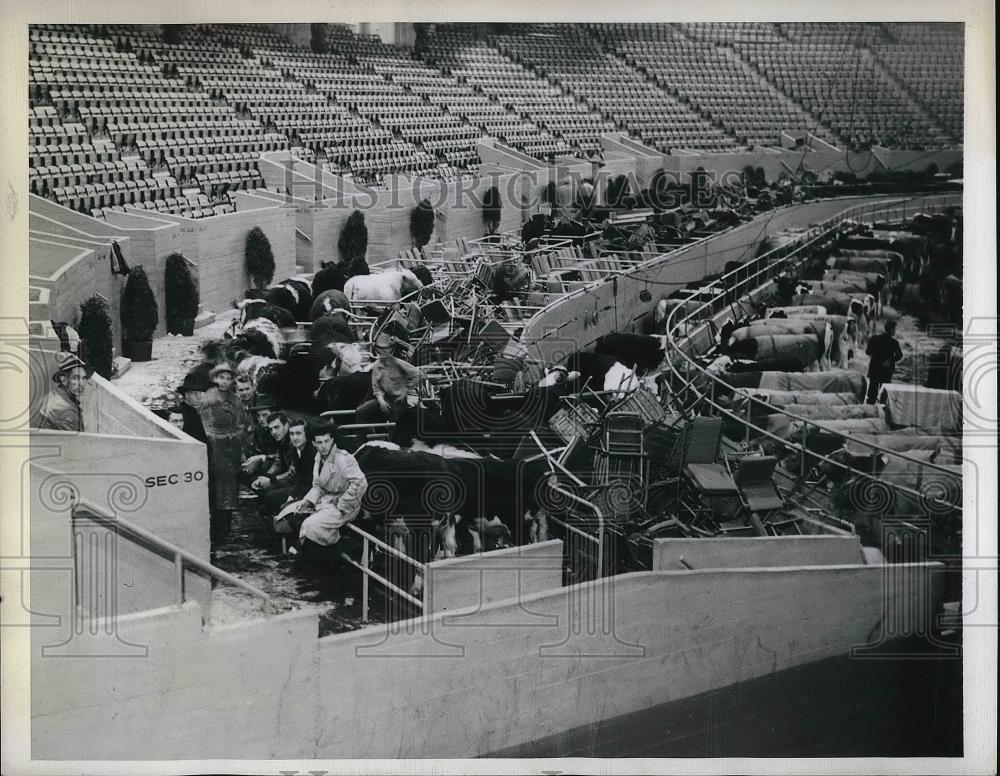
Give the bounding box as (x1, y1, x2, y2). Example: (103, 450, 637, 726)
(727, 333, 823, 372)
(730, 320, 831, 369)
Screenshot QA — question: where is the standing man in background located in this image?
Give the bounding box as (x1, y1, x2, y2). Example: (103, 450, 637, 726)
(865, 320, 904, 404)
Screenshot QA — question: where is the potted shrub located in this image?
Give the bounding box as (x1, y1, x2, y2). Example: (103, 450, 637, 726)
(119, 265, 158, 362)
(164, 253, 199, 335)
(409, 198, 435, 249)
(481, 185, 501, 235)
(337, 209, 369, 266)
(244, 226, 275, 289)
(77, 295, 114, 379)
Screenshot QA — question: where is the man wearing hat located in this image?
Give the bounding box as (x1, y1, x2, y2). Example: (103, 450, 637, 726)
(37, 352, 92, 431)
(355, 332, 424, 424)
(182, 361, 245, 540)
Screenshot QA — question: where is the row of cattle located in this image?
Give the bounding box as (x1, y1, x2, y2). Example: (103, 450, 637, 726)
(687, 221, 962, 547)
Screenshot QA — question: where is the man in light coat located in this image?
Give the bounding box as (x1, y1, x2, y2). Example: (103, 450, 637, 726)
(275, 420, 367, 570)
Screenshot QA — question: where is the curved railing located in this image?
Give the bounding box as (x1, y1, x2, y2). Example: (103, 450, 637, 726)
(662, 192, 962, 513)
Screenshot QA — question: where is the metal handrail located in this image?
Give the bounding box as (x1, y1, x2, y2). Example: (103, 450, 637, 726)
(69, 495, 274, 612)
(662, 193, 962, 511)
(339, 523, 427, 622)
(548, 479, 605, 578)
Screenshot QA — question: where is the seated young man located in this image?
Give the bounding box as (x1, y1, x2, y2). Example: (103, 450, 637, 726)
(253, 417, 316, 515)
(240, 393, 279, 483)
(274, 420, 367, 570)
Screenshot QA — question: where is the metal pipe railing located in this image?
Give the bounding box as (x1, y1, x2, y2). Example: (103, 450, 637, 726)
(548, 479, 605, 578)
(339, 523, 427, 621)
(69, 495, 274, 612)
(662, 193, 962, 511)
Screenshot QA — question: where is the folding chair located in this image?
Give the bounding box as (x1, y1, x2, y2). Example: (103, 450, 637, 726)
(731, 455, 801, 535)
(678, 416, 738, 527)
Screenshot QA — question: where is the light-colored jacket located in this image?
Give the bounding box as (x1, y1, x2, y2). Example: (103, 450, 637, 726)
(304, 447, 367, 522)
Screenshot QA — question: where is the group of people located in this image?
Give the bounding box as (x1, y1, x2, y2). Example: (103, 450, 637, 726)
(164, 349, 371, 571)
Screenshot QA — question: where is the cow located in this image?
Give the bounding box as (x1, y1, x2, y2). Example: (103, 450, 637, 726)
(253, 351, 321, 413)
(727, 333, 824, 372)
(227, 298, 295, 338)
(729, 319, 832, 369)
(831, 454, 961, 554)
(344, 269, 424, 304)
(828, 250, 904, 279)
(311, 261, 349, 296)
(822, 269, 888, 309)
(265, 277, 313, 322)
(786, 293, 870, 343)
(594, 333, 665, 374)
(566, 351, 640, 396)
(353, 442, 550, 595)
(309, 312, 355, 353)
(409, 265, 434, 287)
(315, 370, 372, 412)
(653, 297, 702, 334)
(310, 289, 352, 321)
(225, 318, 285, 361)
(762, 312, 857, 368)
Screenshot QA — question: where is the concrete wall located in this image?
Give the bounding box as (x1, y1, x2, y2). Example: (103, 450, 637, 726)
(425, 539, 563, 614)
(30, 427, 209, 620)
(119, 203, 297, 310)
(653, 536, 866, 571)
(30, 560, 943, 759)
(31, 197, 186, 341)
(31, 604, 318, 758)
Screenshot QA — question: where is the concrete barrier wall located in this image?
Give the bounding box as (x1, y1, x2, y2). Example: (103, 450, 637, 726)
(30, 561, 943, 759)
(30, 425, 210, 619)
(31, 604, 319, 760)
(31, 198, 187, 341)
(123, 203, 297, 311)
(28, 239, 99, 328)
(653, 536, 866, 571)
(425, 539, 563, 614)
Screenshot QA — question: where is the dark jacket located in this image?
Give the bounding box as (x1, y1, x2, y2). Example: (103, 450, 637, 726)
(866, 333, 903, 379)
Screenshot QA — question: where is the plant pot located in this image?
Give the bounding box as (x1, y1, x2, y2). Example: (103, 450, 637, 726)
(124, 339, 153, 362)
(169, 318, 195, 336)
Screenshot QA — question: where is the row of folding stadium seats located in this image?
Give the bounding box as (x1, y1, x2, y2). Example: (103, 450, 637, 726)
(136, 132, 287, 162)
(40, 175, 181, 211)
(30, 141, 119, 167)
(166, 151, 264, 179)
(49, 89, 214, 114)
(29, 123, 89, 146)
(103, 119, 268, 147)
(30, 157, 148, 190)
(78, 105, 236, 131)
(195, 170, 265, 194)
(30, 72, 175, 98)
